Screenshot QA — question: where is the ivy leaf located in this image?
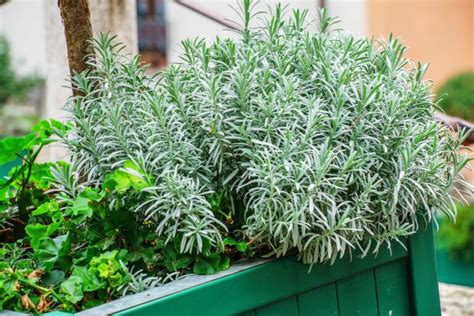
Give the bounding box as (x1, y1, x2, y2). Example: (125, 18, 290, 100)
(72, 266, 105, 292)
(60, 276, 83, 304)
(193, 253, 230, 275)
(235, 242, 248, 252)
(69, 196, 93, 219)
(0, 134, 35, 164)
(27, 163, 54, 190)
(205, 253, 221, 269)
(36, 233, 71, 272)
(193, 257, 215, 275)
(161, 252, 194, 272)
(42, 270, 65, 287)
(79, 187, 104, 201)
(25, 222, 60, 249)
(32, 200, 59, 216)
(122, 160, 150, 190)
(224, 237, 248, 252)
(218, 256, 230, 271)
(32, 119, 70, 141)
(104, 161, 152, 194)
(104, 170, 131, 194)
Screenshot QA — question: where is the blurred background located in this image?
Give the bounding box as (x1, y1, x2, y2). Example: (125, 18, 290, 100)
(0, 0, 473, 314)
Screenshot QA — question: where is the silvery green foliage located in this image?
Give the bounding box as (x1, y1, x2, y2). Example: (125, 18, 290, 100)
(60, 2, 469, 263)
(117, 261, 182, 296)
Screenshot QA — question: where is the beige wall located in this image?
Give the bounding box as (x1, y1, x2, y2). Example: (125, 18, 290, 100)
(369, 0, 474, 86)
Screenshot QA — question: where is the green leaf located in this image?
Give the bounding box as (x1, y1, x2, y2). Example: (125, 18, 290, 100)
(223, 237, 237, 246)
(236, 242, 248, 252)
(36, 233, 71, 272)
(32, 119, 70, 144)
(27, 163, 54, 190)
(205, 253, 221, 270)
(193, 257, 216, 275)
(31, 200, 59, 216)
(218, 255, 230, 271)
(0, 134, 35, 164)
(25, 222, 59, 249)
(25, 223, 48, 240)
(224, 237, 248, 252)
(104, 161, 152, 194)
(162, 254, 194, 272)
(42, 270, 65, 287)
(61, 275, 83, 304)
(104, 170, 131, 194)
(69, 196, 93, 219)
(123, 161, 151, 190)
(71, 266, 105, 292)
(79, 187, 104, 201)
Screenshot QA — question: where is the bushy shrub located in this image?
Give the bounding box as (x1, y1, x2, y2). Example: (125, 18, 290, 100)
(437, 72, 474, 121)
(58, 3, 469, 265)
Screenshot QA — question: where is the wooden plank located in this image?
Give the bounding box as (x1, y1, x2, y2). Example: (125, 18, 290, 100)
(256, 297, 298, 316)
(114, 241, 408, 316)
(374, 259, 410, 316)
(436, 250, 474, 287)
(336, 270, 378, 316)
(298, 283, 338, 316)
(408, 221, 441, 315)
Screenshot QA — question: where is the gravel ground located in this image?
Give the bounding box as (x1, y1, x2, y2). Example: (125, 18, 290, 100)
(440, 283, 474, 315)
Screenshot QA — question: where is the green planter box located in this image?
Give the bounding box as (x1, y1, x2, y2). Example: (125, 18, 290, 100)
(0, 135, 22, 178)
(0, 156, 21, 179)
(436, 250, 474, 287)
(9, 223, 439, 316)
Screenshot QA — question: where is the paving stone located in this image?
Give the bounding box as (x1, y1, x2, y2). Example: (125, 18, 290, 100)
(439, 282, 474, 316)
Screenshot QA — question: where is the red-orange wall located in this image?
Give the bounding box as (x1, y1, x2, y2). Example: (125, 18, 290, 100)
(368, 0, 474, 86)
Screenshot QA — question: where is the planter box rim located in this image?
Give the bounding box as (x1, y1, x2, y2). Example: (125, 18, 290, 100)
(77, 258, 270, 315)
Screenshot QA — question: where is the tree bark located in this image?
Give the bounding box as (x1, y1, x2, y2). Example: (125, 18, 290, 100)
(58, 0, 94, 90)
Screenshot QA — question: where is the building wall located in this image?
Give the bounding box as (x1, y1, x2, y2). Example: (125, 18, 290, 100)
(165, 0, 368, 64)
(0, 0, 47, 76)
(368, 0, 474, 86)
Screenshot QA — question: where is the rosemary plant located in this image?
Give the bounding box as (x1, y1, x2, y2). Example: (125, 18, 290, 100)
(59, 2, 469, 264)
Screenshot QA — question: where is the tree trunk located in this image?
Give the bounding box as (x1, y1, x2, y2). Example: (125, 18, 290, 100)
(58, 0, 94, 92)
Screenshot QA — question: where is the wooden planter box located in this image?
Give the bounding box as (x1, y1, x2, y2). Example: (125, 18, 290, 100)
(6, 223, 440, 316)
(436, 249, 474, 287)
(0, 156, 21, 178)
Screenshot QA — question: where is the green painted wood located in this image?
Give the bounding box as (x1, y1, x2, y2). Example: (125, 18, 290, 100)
(297, 283, 338, 316)
(0, 156, 21, 178)
(436, 250, 474, 287)
(115, 242, 408, 316)
(256, 297, 298, 316)
(241, 311, 256, 316)
(408, 221, 441, 316)
(336, 270, 378, 316)
(375, 259, 410, 316)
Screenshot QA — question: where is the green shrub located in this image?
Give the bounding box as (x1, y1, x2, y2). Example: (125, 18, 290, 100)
(438, 204, 474, 262)
(437, 72, 474, 121)
(60, 3, 468, 265)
